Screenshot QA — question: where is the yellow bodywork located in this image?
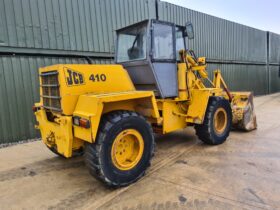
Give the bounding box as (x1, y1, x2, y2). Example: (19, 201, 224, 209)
(73, 90, 159, 142)
(34, 50, 256, 157)
(39, 64, 136, 115)
(35, 64, 161, 157)
(34, 109, 83, 157)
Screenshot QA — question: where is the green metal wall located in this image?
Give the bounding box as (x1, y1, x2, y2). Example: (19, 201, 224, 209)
(269, 32, 280, 64)
(207, 64, 268, 95)
(0, 0, 155, 53)
(269, 65, 280, 93)
(158, 1, 267, 63)
(268, 32, 280, 93)
(0, 0, 279, 143)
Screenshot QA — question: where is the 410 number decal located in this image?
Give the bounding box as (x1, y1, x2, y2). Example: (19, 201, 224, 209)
(89, 74, 106, 82)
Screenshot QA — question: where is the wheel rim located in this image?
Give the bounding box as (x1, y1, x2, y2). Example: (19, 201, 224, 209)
(213, 108, 228, 134)
(111, 129, 144, 171)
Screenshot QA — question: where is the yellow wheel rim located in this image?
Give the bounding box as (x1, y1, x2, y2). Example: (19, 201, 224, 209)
(111, 129, 144, 171)
(213, 108, 228, 134)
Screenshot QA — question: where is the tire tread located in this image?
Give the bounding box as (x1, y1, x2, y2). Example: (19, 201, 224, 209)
(195, 97, 232, 145)
(84, 110, 154, 187)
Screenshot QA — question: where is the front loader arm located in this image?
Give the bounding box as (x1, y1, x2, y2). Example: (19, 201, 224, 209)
(213, 70, 233, 101)
(179, 49, 257, 131)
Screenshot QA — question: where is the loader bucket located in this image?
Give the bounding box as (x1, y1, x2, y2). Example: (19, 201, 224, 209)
(231, 92, 257, 131)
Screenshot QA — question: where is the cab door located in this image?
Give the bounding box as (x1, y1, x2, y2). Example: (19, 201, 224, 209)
(151, 20, 178, 98)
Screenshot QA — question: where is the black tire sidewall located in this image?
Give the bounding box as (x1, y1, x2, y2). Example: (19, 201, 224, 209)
(99, 115, 154, 185)
(209, 99, 232, 144)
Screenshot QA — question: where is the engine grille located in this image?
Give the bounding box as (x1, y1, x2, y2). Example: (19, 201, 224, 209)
(40, 71, 61, 112)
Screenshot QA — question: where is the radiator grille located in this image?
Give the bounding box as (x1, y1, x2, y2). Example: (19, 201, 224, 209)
(40, 71, 61, 112)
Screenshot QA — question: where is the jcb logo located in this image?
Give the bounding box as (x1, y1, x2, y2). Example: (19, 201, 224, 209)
(65, 69, 85, 86)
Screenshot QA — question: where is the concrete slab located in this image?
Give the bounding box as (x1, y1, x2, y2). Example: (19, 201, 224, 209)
(0, 93, 279, 210)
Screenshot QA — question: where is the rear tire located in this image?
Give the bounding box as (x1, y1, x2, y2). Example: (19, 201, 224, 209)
(84, 111, 155, 188)
(195, 97, 232, 145)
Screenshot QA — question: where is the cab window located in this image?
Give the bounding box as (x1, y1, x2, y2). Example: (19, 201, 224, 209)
(152, 23, 175, 60)
(117, 23, 147, 63)
(176, 27, 185, 60)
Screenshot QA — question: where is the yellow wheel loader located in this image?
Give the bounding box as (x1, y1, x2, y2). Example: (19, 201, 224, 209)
(33, 19, 257, 187)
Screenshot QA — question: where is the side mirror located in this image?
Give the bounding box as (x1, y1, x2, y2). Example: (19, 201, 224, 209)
(184, 22, 194, 39)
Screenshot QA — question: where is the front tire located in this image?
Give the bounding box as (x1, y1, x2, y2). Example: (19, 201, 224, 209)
(85, 111, 155, 188)
(195, 97, 232, 145)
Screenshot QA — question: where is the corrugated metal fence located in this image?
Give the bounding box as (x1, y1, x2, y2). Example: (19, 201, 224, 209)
(158, 2, 267, 63)
(268, 32, 280, 93)
(0, 0, 155, 53)
(0, 0, 279, 143)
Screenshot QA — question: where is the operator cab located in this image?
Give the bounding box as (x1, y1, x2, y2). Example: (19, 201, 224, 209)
(116, 19, 194, 98)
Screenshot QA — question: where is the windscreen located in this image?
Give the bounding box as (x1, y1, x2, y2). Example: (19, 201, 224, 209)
(116, 23, 147, 63)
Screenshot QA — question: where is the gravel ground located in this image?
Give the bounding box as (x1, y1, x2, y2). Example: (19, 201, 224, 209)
(0, 93, 279, 210)
(0, 138, 40, 149)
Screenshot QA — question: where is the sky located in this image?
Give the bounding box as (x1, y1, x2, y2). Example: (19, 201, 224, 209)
(163, 0, 280, 34)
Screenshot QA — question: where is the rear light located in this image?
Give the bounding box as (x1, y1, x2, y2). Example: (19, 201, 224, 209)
(73, 117, 80, 126)
(73, 116, 90, 128)
(79, 118, 90, 128)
